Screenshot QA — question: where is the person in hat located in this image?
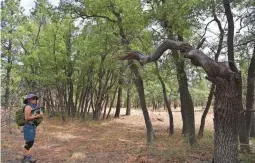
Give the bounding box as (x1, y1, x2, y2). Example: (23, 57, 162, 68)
(22, 94, 43, 163)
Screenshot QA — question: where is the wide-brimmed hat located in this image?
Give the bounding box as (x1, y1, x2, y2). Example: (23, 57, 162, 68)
(23, 94, 39, 104)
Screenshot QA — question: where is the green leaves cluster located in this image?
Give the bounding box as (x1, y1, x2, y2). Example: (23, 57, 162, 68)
(1, 0, 252, 111)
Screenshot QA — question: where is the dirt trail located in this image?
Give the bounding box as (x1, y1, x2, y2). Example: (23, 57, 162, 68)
(1, 108, 214, 163)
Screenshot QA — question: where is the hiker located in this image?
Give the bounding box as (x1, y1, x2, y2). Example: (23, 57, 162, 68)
(22, 94, 43, 163)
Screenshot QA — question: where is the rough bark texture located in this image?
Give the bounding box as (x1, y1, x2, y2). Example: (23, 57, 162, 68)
(212, 74, 241, 163)
(119, 39, 240, 162)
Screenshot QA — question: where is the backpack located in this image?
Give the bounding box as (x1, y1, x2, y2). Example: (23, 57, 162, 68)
(15, 105, 26, 126)
(15, 105, 44, 127)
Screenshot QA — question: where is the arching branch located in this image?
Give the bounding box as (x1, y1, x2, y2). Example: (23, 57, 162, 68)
(119, 39, 237, 81)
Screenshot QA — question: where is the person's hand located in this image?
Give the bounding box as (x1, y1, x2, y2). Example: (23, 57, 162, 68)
(39, 111, 44, 117)
(36, 112, 43, 118)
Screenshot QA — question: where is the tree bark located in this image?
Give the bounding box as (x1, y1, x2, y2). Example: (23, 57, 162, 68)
(129, 61, 154, 144)
(172, 48, 196, 144)
(212, 74, 241, 163)
(114, 79, 123, 118)
(223, 0, 250, 153)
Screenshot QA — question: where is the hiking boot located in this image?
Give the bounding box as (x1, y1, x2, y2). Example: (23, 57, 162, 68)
(27, 157, 36, 163)
(21, 159, 30, 163)
(22, 157, 36, 163)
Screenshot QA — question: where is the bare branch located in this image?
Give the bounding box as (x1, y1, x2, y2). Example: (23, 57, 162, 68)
(196, 38, 206, 49)
(212, 8, 224, 61)
(72, 6, 117, 23)
(235, 39, 255, 47)
(201, 19, 214, 39)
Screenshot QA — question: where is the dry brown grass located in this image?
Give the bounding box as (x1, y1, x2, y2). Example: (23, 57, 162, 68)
(1, 108, 253, 163)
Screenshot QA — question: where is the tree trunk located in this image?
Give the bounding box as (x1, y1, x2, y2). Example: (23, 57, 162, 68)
(107, 87, 118, 119)
(126, 87, 131, 115)
(239, 112, 250, 153)
(198, 84, 215, 138)
(250, 113, 255, 137)
(173, 54, 187, 135)
(129, 61, 154, 144)
(114, 79, 123, 118)
(82, 91, 90, 120)
(213, 75, 241, 163)
(173, 50, 196, 145)
(118, 39, 242, 162)
(245, 44, 255, 139)
(237, 74, 250, 153)
(223, 0, 234, 62)
(68, 79, 75, 117)
(155, 62, 174, 135)
(103, 95, 109, 119)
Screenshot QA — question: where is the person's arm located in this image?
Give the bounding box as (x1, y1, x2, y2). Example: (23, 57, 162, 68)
(24, 106, 42, 121)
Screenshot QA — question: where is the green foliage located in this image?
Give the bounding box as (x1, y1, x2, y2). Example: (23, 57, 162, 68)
(1, 0, 252, 119)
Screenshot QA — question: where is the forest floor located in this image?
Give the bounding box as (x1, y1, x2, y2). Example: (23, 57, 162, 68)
(1, 107, 255, 163)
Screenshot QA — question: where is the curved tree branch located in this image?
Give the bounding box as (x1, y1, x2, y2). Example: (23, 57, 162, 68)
(119, 39, 237, 81)
(212, 8, 224, 61)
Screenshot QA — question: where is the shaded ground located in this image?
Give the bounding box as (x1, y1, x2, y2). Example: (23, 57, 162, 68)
(1, 108, 253, 163)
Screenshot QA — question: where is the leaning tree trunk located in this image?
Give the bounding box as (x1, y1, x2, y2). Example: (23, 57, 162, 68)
(129, 61, 154, 144)
(173, 49, 196, 145)
(155, 62, 174, 135)
(118, 39, 241, 163)
(198, 84, 215, 138)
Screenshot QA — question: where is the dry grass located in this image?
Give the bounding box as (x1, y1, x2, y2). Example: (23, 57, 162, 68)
(1, 108, 254, 163)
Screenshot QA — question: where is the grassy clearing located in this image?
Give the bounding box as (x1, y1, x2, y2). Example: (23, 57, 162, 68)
(2, 109, 255, 163)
